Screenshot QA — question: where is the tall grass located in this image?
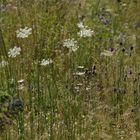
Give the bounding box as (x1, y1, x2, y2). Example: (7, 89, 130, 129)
(1, 0, 140, 139)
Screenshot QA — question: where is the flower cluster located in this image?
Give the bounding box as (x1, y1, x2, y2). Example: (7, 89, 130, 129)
(8, 46, 21, 58)
(0, 60, 8, 68)
(18, 79, 25, 90)
(40, 59, 53, 66)
(77, 22, 85, 29)
(16, 27, 32, 38)
(63, 38, 79, 52)
(77, 22, 94, 38)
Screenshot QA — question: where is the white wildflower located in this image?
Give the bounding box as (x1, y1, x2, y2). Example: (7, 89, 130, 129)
(63, 38, 77, 48)
(40, 59, 53, 66)
(18, 79, 25, 84)
(78, 28, 94, 38)
(77, 66, 84, 69)
(63, 38, 79, 52)
(77, 22, 85, 29)
(71, 46, 79, 52)
(86, 87, 91, 91)
(18, 79, 25, 90)
(74, 72, 85, 76)
(16, 27, 32, 38)
(77, 22, 94, 38)
(0, 60, 8, 68)
(100, 50, 113, 57)
(74, 86, 80, 91)
(8, 46, 21, 58)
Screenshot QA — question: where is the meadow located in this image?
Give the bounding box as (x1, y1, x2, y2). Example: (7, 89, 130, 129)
(1, 0, 140, 139)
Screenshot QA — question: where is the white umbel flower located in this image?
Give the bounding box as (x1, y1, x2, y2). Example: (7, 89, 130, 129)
(77, 22, 85, 29)
(16, 27, 32, 38)
(40, 59, 53, 66)
(18, 79, 25, 90)
(8, 46, 21, 58)
(71, 46, 79, 52)
(63, 38, 77, 48)
(77, 22, 94, 38)
(0, 60, 8, 68)
(18, 79, 25, 84)
(100, 50, 113, 57)
(78, 28, 94, 38)
(74, 72, 85, 76)
(77, 66, 84, 69)
(63, 38, 79, 52)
